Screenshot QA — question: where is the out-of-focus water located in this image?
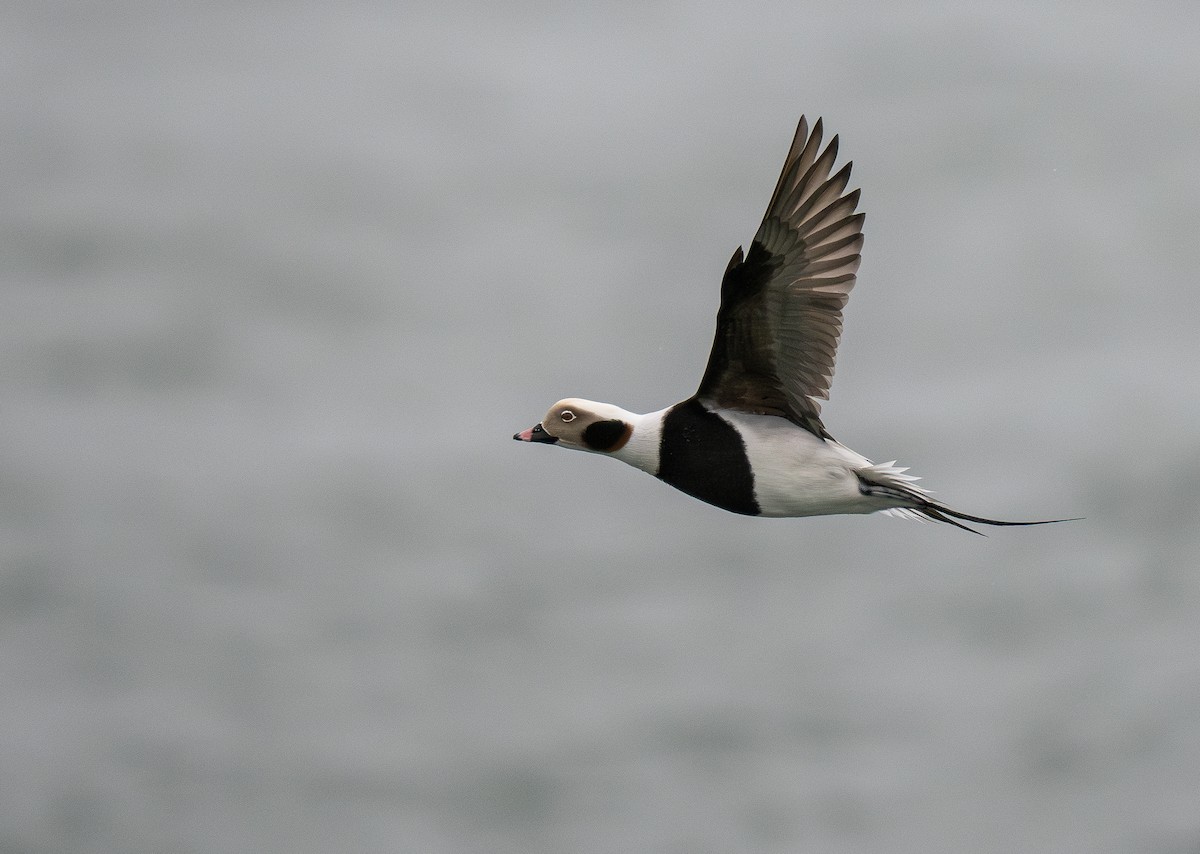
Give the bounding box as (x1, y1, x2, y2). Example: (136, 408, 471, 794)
(4, 2, 1200, 852)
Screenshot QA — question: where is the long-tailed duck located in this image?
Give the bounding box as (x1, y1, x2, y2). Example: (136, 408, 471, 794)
(515, 116, 1068, 534)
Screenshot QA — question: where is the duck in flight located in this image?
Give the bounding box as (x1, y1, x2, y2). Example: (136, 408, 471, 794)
(514, 116, 1069, 534)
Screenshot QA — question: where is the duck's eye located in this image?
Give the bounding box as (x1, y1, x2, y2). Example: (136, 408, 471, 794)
(560, 410, 576, 423)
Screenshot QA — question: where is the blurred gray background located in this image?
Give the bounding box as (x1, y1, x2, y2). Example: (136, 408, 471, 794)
(4, 1, 1199, 852)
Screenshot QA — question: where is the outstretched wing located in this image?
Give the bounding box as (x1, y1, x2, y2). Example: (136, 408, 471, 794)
(696, 117, 863, 438)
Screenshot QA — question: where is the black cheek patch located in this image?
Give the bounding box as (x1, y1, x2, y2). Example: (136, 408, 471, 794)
(582, 419, 629, 451)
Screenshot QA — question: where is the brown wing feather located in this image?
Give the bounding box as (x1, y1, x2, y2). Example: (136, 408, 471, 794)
(696, 116, 863, 438)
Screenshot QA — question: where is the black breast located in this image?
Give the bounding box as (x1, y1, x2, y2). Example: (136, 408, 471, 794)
(656, 398, 759, 516)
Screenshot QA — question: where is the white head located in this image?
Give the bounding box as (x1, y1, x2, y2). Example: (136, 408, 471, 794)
(513, 398, 635, 454)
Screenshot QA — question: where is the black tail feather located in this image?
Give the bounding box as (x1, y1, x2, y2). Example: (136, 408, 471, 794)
(856, 471, 1080, 536)
(917, 506, 987, 536)
(917, 504, 1081, 537)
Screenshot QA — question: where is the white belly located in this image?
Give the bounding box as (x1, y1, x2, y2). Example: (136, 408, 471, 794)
(714, 410, 882, 518)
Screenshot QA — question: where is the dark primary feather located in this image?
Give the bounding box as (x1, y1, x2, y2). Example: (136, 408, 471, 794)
(696, 117, 864, 438)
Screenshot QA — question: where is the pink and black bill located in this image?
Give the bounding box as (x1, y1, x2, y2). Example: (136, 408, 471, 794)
(513, 423, 557, 443)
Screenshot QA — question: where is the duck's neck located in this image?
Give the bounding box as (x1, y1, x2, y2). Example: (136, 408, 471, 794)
(611, 407, 667, 475)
